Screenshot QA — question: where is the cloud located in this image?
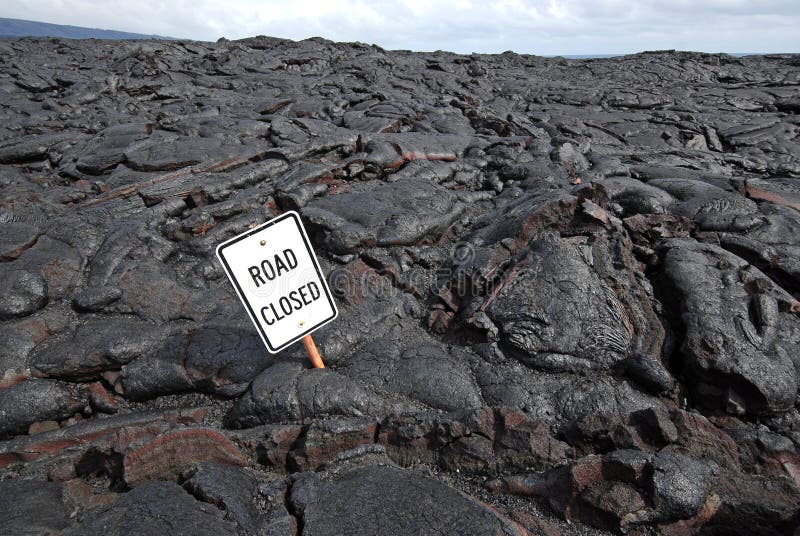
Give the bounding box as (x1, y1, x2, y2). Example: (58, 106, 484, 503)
(1, 0, 798, 54)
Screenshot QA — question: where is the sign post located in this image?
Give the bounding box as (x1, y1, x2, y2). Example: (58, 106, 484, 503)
(216, 211, 338, 367)
(302, 335, 325, 368)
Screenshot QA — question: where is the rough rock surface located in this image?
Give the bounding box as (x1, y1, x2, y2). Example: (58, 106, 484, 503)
(1, 35, 799, 535)
(62, 481, 239, 536)
(291, 448, 522, 535)
(0, 479, 72, 534)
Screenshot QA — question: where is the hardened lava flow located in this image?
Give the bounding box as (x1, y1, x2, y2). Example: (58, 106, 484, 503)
(1, 36, 799, 535)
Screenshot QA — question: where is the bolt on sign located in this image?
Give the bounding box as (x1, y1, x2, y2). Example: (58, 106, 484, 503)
(216, 211, 338, 354)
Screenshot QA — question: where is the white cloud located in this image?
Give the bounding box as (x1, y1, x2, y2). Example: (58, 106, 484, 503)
(1, 0, 798, 54)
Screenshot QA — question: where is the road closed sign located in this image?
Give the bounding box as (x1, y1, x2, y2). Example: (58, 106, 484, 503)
(216, 211, 338, 353)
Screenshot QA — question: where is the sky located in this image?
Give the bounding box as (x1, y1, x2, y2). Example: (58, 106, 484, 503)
(2, 0, 798, 55)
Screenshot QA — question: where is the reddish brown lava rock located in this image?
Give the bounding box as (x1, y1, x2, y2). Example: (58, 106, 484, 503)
(745, 183, 800, 211)
(623, 213, 694, 243)
(669, 409, 740, 470)
(0, 371, 29, 389)
(28, 420, 60, 435)
(560, 412, 646, 454)
(494, 408, 571, 470)
(578, 480, 647, 531)
(0, 408, 207, 470)
(377, 408, 572, 474)
(64, 478, 118, 509)
(652, 493, 722, 536)
(259, 425, 304, 469)
(509, 510, 561, 536)
(377, 414, 437, 467)
(427, 307, 454, 333)
(290, 418, 377, 471)
(775, 452, 800, 489)
(440, 434, 497, 473)
(231, 424, 304, 469)
(87, 381, 119, 414)
(123, 427, 247, 486)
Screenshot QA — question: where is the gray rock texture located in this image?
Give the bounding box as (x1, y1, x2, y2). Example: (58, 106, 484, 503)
(0, 35, 798, 535)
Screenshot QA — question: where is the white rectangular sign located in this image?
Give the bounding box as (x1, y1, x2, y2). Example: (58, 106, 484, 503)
(216, 211, 338, 353)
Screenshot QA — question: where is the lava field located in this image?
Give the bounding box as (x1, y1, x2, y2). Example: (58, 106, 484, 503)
(1, 35, 800, 535)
